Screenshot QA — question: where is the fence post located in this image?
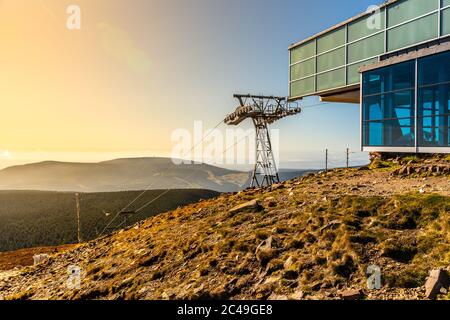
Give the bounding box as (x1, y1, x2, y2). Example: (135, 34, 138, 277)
(346, 148, 350, 168)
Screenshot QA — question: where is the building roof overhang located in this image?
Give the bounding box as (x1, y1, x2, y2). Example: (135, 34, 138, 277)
(359, 40, 450, 73)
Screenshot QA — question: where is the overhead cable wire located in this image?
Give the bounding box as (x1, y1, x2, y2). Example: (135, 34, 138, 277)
(99, 119, 225, 236)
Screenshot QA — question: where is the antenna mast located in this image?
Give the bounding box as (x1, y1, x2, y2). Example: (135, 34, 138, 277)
(224, 94, 301, 188)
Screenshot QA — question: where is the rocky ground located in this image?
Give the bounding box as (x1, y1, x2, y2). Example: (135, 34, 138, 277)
(0, 155, 449, 300)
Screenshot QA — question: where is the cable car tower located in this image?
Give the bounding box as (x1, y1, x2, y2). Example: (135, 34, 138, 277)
(224, 94, 301, 188)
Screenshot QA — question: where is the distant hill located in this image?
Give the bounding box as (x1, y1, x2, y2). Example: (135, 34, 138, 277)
(0, 158, 249, 193)
(278, 169, 318, 182)
(0, 189, 219, 252)
(0, 158, 317, 193)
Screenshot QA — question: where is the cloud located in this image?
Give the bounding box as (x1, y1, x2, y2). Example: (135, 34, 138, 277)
(97, 22, 151, 73)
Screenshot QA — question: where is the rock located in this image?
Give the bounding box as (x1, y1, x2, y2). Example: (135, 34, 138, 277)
(33, 254, 50, 265)
(425, 269, 450, 300)
(406, 166, 412, 175)
(340, 289, 364, 300)
(284, 256, 293, 269)
(398, 166, 408, 175)
(271, 183, 284, 191)
(290, 290, 304, 300)
(319, 220, 341, 234)
(268, 293, 288, 300)
(229, 199, 263, 214)
(161, 291, 175, 300)
(255, 236, 275, 265)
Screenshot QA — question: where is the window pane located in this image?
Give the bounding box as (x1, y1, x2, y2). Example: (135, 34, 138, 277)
(418, 83, 450, 147)
(317, 47, 345, 73)
(442, 8, 450, 36)
(388, 0, 438, 27)
(387, 13, 438, 51)
(290, 58, 315, 81)
(363, 119, 415, 146)
(347, 58, 378, 85)
(418, 51, 450, 86)
(348, 33, 384, 64)
(290, 77, 315, 97)
(363, 61, 415, 96)
(419, 116, 450, 146)
(443, 0, 450, 7)
(348, 9, 385, 42)
(317, 27, 345, 54)
(363, 90, 415, 121)
(290, 40, 316, 64)
(317, 68, 345, 91)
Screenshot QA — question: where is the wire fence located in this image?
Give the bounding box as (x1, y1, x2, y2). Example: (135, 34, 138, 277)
(324, 149, 369, 171)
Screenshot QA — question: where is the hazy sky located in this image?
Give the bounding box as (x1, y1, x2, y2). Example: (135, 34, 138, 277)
(0, 0, 376, 169)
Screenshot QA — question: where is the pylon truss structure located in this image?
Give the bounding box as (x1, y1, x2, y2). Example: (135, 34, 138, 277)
(224, 94, 301, 188)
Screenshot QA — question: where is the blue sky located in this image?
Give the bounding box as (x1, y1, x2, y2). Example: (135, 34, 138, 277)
(0, 0, 378, 169)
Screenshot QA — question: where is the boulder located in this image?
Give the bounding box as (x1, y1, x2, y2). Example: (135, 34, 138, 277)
(33, 254, 50, 265)
(425, 269, 450, 300)
(229, 199, 263, 214)
(340, 289, 364, 300)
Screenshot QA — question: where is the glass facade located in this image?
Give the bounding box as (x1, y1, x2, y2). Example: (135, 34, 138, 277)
(362, 51, 450, 150)
(289, 0, 450, 100)
(418, 51, 450, 147)
(362, 61, 416, 147)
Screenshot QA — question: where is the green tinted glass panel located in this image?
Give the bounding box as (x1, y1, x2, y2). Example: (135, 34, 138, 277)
(348, 33, 384, 64)
(388, 13, 438, 51)
(348, 9, 385, 42)
(443, 8, 450, 35)
(317, 68, 345, 91)
(347, 58, 378, 85)
(388, 0, 438, 27)
(290, 40, 315, 64)
(444, 0, 450, 6)
(290, 77, 315, 97)
(317, 27, 345, 54)
(317, 47, 345, 73)
(290, 58, 315, 80)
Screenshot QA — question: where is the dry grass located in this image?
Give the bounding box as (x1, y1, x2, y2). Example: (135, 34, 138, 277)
(0, 157, 449, 300)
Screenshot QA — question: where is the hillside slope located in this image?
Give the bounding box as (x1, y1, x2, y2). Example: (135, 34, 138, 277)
(0, 189, 219, 252)
(0, 158, 249, 193)
(0, 156, 448, 300)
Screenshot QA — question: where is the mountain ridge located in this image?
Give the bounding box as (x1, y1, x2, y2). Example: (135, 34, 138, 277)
(0, 157, 315, 193)
(0, 157, 248, 193)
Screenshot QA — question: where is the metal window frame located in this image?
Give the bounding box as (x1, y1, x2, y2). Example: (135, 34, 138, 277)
(361, 48, 450, 153)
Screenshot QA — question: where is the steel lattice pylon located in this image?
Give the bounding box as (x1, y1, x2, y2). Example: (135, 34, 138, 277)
(224, 94, 301, 188)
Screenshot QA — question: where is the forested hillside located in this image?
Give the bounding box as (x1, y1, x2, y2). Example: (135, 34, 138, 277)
(0, 189, 218, 252)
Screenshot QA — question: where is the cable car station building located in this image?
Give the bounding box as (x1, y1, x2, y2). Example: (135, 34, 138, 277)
(288, 0, 450, 154)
